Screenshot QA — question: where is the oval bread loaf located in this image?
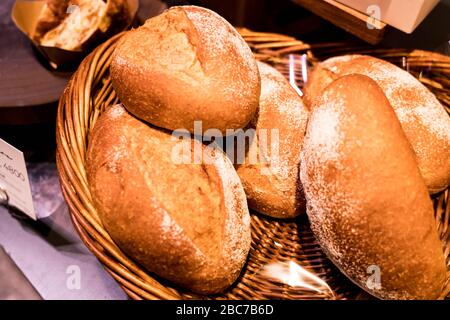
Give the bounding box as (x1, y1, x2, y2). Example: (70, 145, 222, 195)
(301, 75, 447, 299)
(110, 5, 260, 134)
(304, 54, 450, 193)
(236, 62, 309, 218)
(86, 104, 251, 294)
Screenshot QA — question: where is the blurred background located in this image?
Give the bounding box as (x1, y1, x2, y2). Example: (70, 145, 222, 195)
(168, 0, 450, 51)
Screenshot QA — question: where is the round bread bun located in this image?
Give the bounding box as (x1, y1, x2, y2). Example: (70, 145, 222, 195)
(304, 54, 450, 194)
(236, 62, 309, 218)
(86, 104, 251, 294)
(110, 5, 260, 134)
(301, 74, 447, 300)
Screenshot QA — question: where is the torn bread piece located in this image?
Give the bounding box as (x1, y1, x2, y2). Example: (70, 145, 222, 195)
(33, 0, 131, 51)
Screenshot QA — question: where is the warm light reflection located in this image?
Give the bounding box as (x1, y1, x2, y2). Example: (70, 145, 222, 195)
(262, 261, 335, 298)
(288, 54, 304, 97)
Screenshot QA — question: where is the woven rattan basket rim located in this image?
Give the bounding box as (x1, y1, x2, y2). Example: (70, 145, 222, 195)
(56, 29, 450, 300)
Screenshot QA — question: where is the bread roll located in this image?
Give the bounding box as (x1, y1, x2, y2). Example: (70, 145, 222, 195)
(300, 75, 447, 300)
(236, 62, 308, 218)
(86, 104, 251, 294)
(110, 5, 260, 134)
(304, 55, 450, 193)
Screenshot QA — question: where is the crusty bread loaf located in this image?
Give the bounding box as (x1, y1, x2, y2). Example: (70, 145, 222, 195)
(86, 104, 251, 294)
(304, 54, 450, 193)
(236, 62, 309, 218)
(300, 74, 447, 300)
(110, 5, 260, 134)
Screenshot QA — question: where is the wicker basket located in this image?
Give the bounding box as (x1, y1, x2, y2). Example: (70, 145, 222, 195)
(56, 29, 450, 300)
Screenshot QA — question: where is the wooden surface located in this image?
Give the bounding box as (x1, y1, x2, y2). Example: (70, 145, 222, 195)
(292, 0, 387, 45)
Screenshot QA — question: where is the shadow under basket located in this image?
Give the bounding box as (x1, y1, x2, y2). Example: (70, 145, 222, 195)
(56, 29, 450, 300)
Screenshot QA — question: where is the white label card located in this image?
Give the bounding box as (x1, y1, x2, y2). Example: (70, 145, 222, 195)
(0, 138, 36, 220)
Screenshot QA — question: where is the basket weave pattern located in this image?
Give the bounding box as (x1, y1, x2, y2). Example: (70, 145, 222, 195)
(56, 30, 450, 300)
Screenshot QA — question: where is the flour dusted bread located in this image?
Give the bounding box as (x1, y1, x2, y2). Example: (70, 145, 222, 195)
(110, 5, 260, 134)
(236, 62, 308, 218)
(86, 104, 251, 294)
(301, 75, 447, 299)
(304, 54, 450, 193)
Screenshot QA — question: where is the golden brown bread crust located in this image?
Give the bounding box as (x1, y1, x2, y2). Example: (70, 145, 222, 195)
(236, 62, 309, 218)
(304, 55, 450, 193)
(86, 105, 251, 294)
(300, 74, 447, 300)
(110, 5, 260, 134)
(302, 64, 335, 108)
